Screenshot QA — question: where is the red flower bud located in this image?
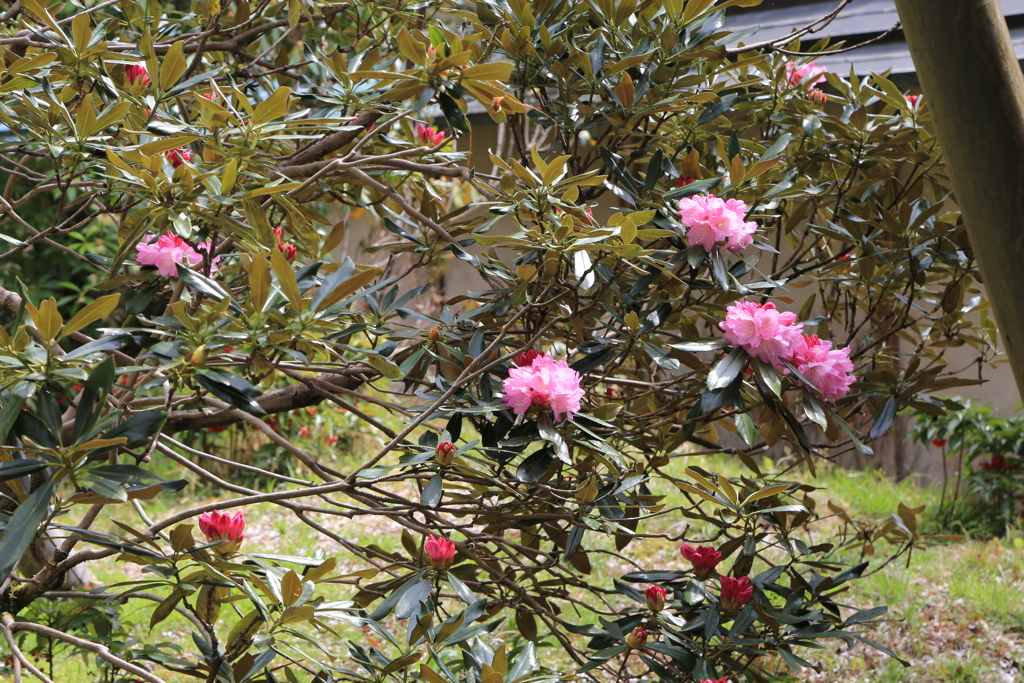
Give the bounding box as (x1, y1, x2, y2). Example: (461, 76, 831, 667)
(198, 510, 245, 553)
(931, 438, 947, 448)
(645, 585, 667, 612)
(425, 535, 455, 570)
(625, 626, 648, 650)
(681, 544, 722, 579)
(675, 176, 696, 187)
(123, 64, 151, 87)
(277, 242, 297, 261)
(165, 148, 191, 168)
(514, 349, 540, 367)
(719, 575, 753, 613)
(905, 94, 920, 107)
(435, 441, 457, 466)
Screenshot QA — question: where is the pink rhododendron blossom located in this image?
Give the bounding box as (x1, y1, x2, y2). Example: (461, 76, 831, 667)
(790, 334, 855, 402)
(123, 63, 151, 87)
(677, 194, 758, 252)
(136, 231, 206, 277)
(720, 301, 804, 366)
(425, 535, 455, 570)
(785, 61, 827, 89)
(719, 576, 753, 612)
(198, 510, 245, 553)
(645, 585, 667, 612)
(501, 353, 585, 421)
(681, 544, 722, 579)
(416, 123, 446, 147)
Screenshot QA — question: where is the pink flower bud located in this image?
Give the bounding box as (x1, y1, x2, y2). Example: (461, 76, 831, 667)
(680, 544, 722, 579)
(514, 349, 540, 367)
(435, 441, 457, 466)
(809, 88, 827, 107)
(906, 94, 920, 107)
(198, 510, 245, 553)
(719, 575, 753, 613)
(165, 148, 191, 169)
(415, 123, 446, 147)
(645, 585, 666, 612)
(424, 535, 455, 571)
(277, 242, 297, 261)
(124, 64, 151, 87)
(625, 626, 648, 650)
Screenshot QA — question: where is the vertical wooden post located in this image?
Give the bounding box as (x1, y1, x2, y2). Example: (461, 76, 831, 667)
(896, 0, 1024, 398)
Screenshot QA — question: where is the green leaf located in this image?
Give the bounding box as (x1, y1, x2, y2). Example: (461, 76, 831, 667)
(507, 641, 537, 682)
(734, 412, 756, 447)
(91, 410, 167, 455)
(74, 356, 116, 442)
(446, 572, 478, 604)
(0, 477, 57, 580)
(707, 347, 745, 391)
(194, 369, 266, 416)
(516, 448, 553, 483)
(869, 397, 897, 440)
(421, 473, 443, 508)
(0, 397, 26, 444)
(0, 459, 49, 482)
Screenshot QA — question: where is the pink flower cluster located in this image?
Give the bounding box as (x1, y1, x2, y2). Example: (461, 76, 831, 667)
(198, 510, 245, 553)
(681, 544, 722, 579)
(137, 231, 218, 278)
(720, 301, 803, 366)
(416, 123, 445, 147)
(720, 301, 856, 401)
(677, 194, 758, 252)
(785, 60, 826, 89)
(501, 351, 585, 421)
(719, 576, 753, 613)
(790, 334, 855, 402)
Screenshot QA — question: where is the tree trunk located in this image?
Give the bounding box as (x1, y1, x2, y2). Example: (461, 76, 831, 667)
(895, 0, 1024, 398)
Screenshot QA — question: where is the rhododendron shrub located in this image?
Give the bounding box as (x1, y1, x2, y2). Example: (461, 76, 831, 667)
(0, 0, 992, 682)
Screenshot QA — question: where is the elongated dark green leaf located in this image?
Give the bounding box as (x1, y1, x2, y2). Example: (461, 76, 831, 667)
(0, 477, 57, 580)
(91, 410, 167, 455)
(195, 369, 266, 416)
(176, 264, 242, 314)
(869, 397, 897, 440)
(563, 525, 584, 562)
(421, 473, 443, 508)
(707, 348, 745, 391)
(369, 570, 427, 621)
(0, 459, 49, 482)
(0, 397, 26, 444)
(74, 356, 116, 441)
(446, 572, 477, 604)
(64, 333, 131, 360)
(507, 641, 537, 681)
(516, 448, 554, 483)
(394, 577, 433, 620)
